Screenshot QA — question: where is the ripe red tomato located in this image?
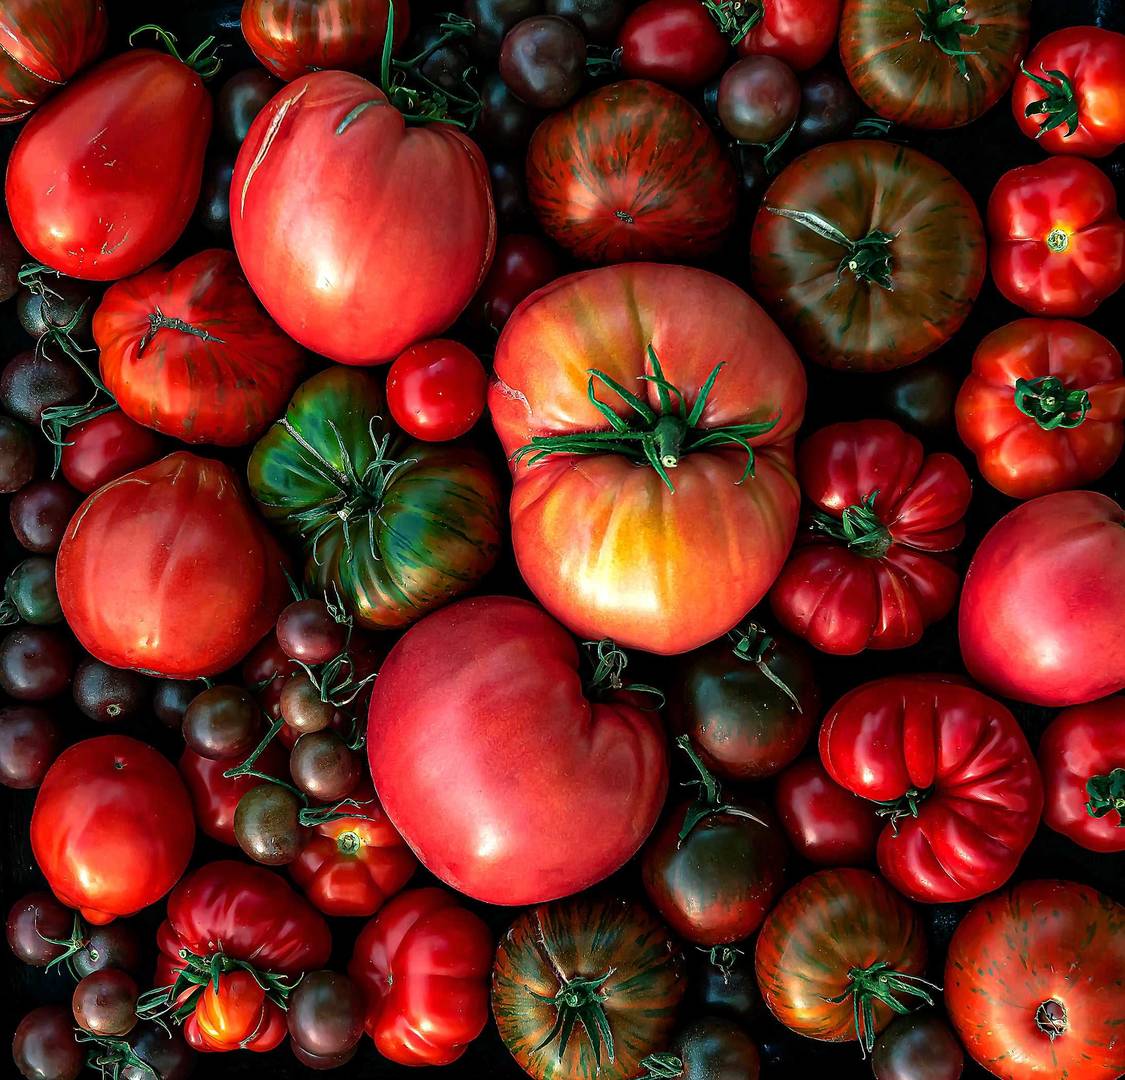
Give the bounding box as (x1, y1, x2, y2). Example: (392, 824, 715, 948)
(31, 735, 194, 924)
(178, 743, 290, 847)
(231, 70, 495, 365)
(386, 339, 488, 441)
(59, 410, 164, 494)
(5, 47, 212, 281)
(56, 452, 288, 679)
(469, 234, 559, 334)
(349, 887, 492, 1066)
(185, 969, 289, 1053)
(987, 156, 1125, 316)
(959, 490, 1125, 706)
(617, 0, 728, 90)
(369, 596, 668, 905)
(731, 0, 840, 71)
(774, 757, 879, 867)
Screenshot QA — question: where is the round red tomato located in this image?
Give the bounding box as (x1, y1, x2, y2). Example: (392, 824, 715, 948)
(231, 70, 495, 365)
(59, 410, 164, 494)
(774, 757, 879, 867)
(31, 735, 194, 924)
(617, 0, 728, 89)
(386, 339, 488, 441)
(727, 0, 840, 71)
(469, 234, 559, 334)
(959, 490, 1125, 706)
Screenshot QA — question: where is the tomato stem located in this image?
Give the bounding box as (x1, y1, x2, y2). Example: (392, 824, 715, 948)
(39, 911, 92, 980)
(128, 24, 224, 79)
(1020, 64, 1079, 138)
(637, 1052, 684, 1079)
(872, 786, 930, 834)
(810, 491, 894, 559)
(914, 0, 980, 79)
(1035, 998, 1068, 1039)
(824, 960, 939, 1055)
(583, 638, 665, 706)
(1013, 376, 1090, 430)
(675, 735, 769, 841)
(137, 309, 226, 356)
(529, 969, 617, 1068)
(1085, 767, 1125, 825)
(727, 623, 802, 711)
(765, 207, 896, 291)
(703, 0, 763, 45)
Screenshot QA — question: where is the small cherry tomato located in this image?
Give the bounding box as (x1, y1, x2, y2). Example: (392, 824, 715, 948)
(276, 599, 346, 665)
(618, 0, 728, 89)
(717, 55, 800, 142)
(72, 968, 139, 1037)
(59, 410, 163, 494)
(386, 340, 488, 441)
(774, 757, 880, 866)
(499, 15, 587, 109)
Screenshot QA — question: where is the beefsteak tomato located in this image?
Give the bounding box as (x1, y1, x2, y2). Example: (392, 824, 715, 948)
(726, 0, 841, 71)
(490, 263, 805, 654)
(178, 743, 290, 847)
(774, 757, 880, 867)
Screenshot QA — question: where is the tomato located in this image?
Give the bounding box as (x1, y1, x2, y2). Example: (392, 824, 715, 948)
(386, 339, 488, 442)
(57, 452, 287, 679)
(617, 0, 728, 90)
(526, 80, 736, 263)
(349, 887, 491, 1066)
(491, 263, 805, 654)
(770, 420, 972, 654)
(721, 0, 840, 71)
(871, 1012, 964, 1080)
(987, 157, 1125, 317)
(774, 757, 879, 867)
(469, 233, 559, 333)
(642, 1017, 761, 1080)
(93, 250, 304, 447)
(59, 410, 165, 494)
(956, 319, 1125, 499)
(231, 70, 494, 365)
(820, 676, 1042, 903)
(1012, 27, 1125, 158)
(183, 969, 288, 1053)
(499, 15, 586, 109)
(369, 596, 668, 905)
(0, 0, 107, 124)
(178, 743, 290, 847)
(1038, 696, 1125, 854)
(5, 46, 213, 281)
(754, 868, 929, 1053)
(959, 490, 1125, 706)
(31, 735, 194, 925)
(751, 142, 985, 371)
(946, 880, 1125, 1080)
(716, 55, 801, 143)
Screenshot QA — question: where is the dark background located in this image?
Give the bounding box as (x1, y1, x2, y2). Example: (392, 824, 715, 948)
(2, 0, 1124, 1078)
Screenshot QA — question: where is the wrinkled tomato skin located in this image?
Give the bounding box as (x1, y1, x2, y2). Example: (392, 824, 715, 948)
(737, 0, 840, 71)
(183, 969, 288, 1053)
(617, 0, 728, 90)
(774, 757, 879, 867)
(59, 410, 164, 494)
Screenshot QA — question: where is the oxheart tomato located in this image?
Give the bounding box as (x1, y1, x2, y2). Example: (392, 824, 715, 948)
(770, 420, 972, 654)
(31, 736, 194, 924)
(349, 888, 491, 1065)
(956, 319, 1125, 498)
(5, 47, 212, 281)
(946, 880, 1125, 1080)
(94, 250, 305, 446)
(959, 490, 1125, 706)
(59, 410, 165, 494)
(820, 676, 1043, 903)
(231, 70, 495, 364)
(774, 757, 879, 867)
(490, 263, 805, 654)
(728, 0, 841, 71)
(178, 743, 290, 847)
(368, 596, 668, 905)
(56, 452, 287, 679)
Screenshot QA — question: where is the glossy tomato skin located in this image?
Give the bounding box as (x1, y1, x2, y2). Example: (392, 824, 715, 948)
(183, 968, 288, 1053)
(959, 491, 1125, 705)
(774, 757, 879, 867)
(871, 1012, 964, 1080)
(736, 0, 840, 71)
(59, 410, 164, 494)
(231, 70, 495, 365)
(386, 340, 488, 441)
(956, 319, 1125, 499)
(617, 0, 728, 90)
(987, 157, 1125, 316)
(349, 888, 491, 1066)
(31, 735, 194, 924)
(5, 50, 211, 281)
(469, 233, 559, 333)
(946, 880, 1125, 1080)
(178, 743, 290, 846)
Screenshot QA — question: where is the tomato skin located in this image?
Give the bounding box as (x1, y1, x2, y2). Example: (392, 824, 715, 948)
(774, 758, 879, 867)
(178, 743, 290, 847)
(617, 0, 728, 90)
(59, 410, 164, 494)
(959, 490, 1125, 706)
(184, 970, 288, 1053)
(348, 888, 491, 1066)
(945, 880, 1125, 1080)
(31, 735, 194, 924)
(469, 233, 559, 333)
(386, 340, 488, 442)
(5, 50, 211, 281)
(736, 0, 840, 71)
(987, 157, 1125, 317)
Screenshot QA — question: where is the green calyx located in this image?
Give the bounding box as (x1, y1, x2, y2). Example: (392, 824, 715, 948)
(727, 622, 802, 711)
(137, 308, 225, 356)
(1085, 768, 1125, 825)
(1020, 64, 1079, 138)
(531, 969, 617, 1068)
(766, 207, 896, 291)
(703, 0, 763, 45)
(675, 735, 768, 842)
(811, 491, 894, 559)
(825, 960, 940, 1055)
(39, 912, 93, 979)
(583, 638, 665, 708)
(1035, 998, 1068, 1039)
(873, 786, 930, 835)
(638, 1052, 685, 1079)
(1013, 375, 1090, 430)
(914, 0, 980, 80)
(128, 24, 224, 78)
(75, 1031, 158, 1080)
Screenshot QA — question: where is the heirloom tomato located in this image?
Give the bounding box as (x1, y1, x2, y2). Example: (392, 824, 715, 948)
(31, 736, 194, 924)
(490, 263, 805, 654)
(178, 743, 290, 847)
(369, 596, 668, 905)
(751, 142, 985, 371)
(723, 0, 839, 71)
(645, 1017, 761, 1080)
(385, 339, 488, 442)
(349, 887, 491, 1066)
(871, 1012, 964, 1080)
(946, 880, 1125, 1080)
(959, 490, 1125, 706)
(616, 0, 728, 90)
(59, 410, 164, 494)
(820, 676, 1043, 903)
(231, 70, 494, 364)
(774, 757, 879, 867)
(469, 233, 559, 333)
(185, 969, 288, 1053)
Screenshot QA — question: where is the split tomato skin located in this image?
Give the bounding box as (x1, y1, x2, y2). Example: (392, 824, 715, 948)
(736, 0, 841, 71)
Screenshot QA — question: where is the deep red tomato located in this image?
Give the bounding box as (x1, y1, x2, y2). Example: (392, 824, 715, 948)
(727, 0, 841, 71)
(956, 319, 1125, 498)
(231, 70, 495, 365)
(469, 234, 559, 334)
(31, 735, 194, 924)
(385, 339, 488, 441)
(349, 887, 492, 1066)
(5, 46, 213, 281)
(184, 969, 289, 1053)
(946, 880, 1125, 1080)
(987, 156, 1125, 316)
(617, 0, 728, 90)
(59, 410, 164, 494)
(770, 420, 971, 655)
(1038, 696, 1125, 854)
(959, 490, 1125, 706)
(774, 757, 879, 867)
(369, 596, 668, 905)
(94, 250, 305, 446)
(56, 452, 288, 679)
(1012, 27, 1125, 157)
(820, 676, 1043, 903)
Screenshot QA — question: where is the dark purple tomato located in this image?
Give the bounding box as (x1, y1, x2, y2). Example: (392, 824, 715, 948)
(470, 233, 560, 333)
(687, 949, 762, 1026)
(276, 600, 347, 665)
(2, 557, 62, 626)
(59, 410, 163, 495)
(0, 706, 61, 789)
(72, 968, 139, 1037)
(17, 277, 93, 343)
(217, 69, 281, 147)
(0, 213, 23, 303)
(617, 0, 727, 91)
(12, 1006, 82, 1080)
(287, 970, 365, 1056)
(0, 627, 74, 701)
(71, 659, 149, 724)
(546, 0, 629, 43)
(196, 156, 234, 240)
(0, 351, 85, 427)
(151, 679, 198, 730)
(291, 1043, 358, 1070)
(718, 55, 801, 143)
(872, 1011, 964, 1080)
(280, 674, 335, 735)
(478, 72, 543, 148)
(672, 1017, 761, 1080)
(182, 685, 260, 761)
(6, 892, 72, 968)
(876, 356, 960, 435)
(234, 782, 303, 866)
(500, 16, 587, 109)
(9, 480, 81, 555)
(121, 1024, 196, 1080)
(290, 730, 361, 802)
(489, 158, 533, 229)
(792, 68, 861, 149)
(0, 415, 37, 494)
(464, 0, 541, 57)
(416, 28, 475, 94)
(71, 922, 143, 980)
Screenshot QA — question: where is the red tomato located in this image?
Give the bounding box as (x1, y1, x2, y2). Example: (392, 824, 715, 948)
(59, 410, 164, 494)
(94, 250, 305, 446)
(617, 0, 728, 90)
(820, 676, 1043, 903)
(184, 970, 289, 1053)
(770, 420, 971, 655)
(987, 156, 1125, 316)
(1038, 696, 1125, 854)
(5, 48, 212, 281)
(31, 735, 194, 924)
(369, 596, 668, 905)
(959, 490, 1125, 706)
(732, 0, 840, 71)
(56, 452, 288, 679)
(231, 70, 495, 365)
(1012, 27, 1125, 158)
(349, 887, 492, 1066)
(469, 234, 559, 334)
(773, 757, 879, 867)
(385, 339, 488, 442)
(956, 319, 1125, 498)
